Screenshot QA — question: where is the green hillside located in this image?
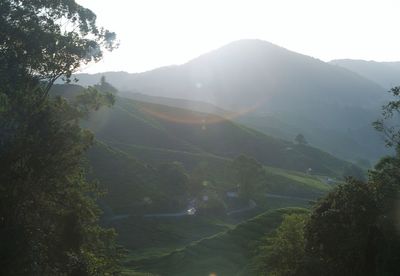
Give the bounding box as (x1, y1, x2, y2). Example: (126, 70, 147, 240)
(51, 84, 341, 214)
(85, 95, 351, 177)
(50, 84, 337, 276)
(88, 141, 330, 213)
(126, 208, 309, 276)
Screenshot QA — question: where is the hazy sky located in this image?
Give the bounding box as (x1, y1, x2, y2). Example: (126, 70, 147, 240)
(77, 0, 400, 73)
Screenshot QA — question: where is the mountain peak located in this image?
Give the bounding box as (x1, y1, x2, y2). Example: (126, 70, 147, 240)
(221, 39, 282, 49)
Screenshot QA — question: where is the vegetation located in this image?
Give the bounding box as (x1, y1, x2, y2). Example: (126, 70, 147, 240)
(3, 2, 394, 275)
(87, 138, 330, 215)
(0, 1, 121, 274)
(256, 213, 307, 276)
(294, 134, 308, 145)
(254, 87, 400, 275)
(230, 155, 266, 200)
(256, 167, 400, 276)
(342, 163, 366, 181)
(54, 83, 352, 177)
(126, 208, 308, 276)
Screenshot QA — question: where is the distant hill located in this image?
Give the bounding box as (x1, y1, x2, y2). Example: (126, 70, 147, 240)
(118, 91, 227, 116)
(52, 84, 341, 214)
(72, 39, 390, 162)
(330, 59, 400, 89)
(84, 94, 351, 177)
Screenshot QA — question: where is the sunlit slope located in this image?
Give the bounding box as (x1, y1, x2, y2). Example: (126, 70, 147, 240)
(73, 39, 388, 161)
(86, 96, 351, 176)
(51, 84, 335, 213)
(127, 208, 308, 276)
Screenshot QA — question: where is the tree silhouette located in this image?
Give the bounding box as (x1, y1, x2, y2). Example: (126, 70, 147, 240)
(295, 133, 308, 145)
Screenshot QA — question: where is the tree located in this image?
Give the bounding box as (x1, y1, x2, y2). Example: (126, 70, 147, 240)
(230, 155, 265, 201)
(302, 179, 379, 276)
(0, 1, 120, 274)
(295, 88, 400, 276)
(155, 162, 190, 210)
(256, 213, 308, 276)
(0, 0, 116, 95)
(95, 76, 119, 95)
(370, 85, 400, 274)
(368, 149, 400, 275)
(373, 86, 400, 148)
(342, 164, 366, 181)
(295, 133, 308, 145)
(256, 87, 400, 276)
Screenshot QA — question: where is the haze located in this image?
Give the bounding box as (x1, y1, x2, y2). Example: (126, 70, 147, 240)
(77, 0, 400, 73)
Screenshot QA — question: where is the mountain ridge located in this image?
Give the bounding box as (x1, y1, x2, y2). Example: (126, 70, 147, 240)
(70, 39, 389, 162)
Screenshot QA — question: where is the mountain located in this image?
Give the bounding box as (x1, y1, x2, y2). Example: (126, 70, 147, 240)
(75, 40, 385, 109)
(330, 59, 400, 90)
(73, 39, 390, 162)
(51, 84, 343, 217)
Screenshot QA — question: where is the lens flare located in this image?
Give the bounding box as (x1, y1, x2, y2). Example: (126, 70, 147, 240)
(137, 99, 266, 125)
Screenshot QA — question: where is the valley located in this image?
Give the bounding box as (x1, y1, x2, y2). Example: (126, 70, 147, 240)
(4, 1, 400, 275)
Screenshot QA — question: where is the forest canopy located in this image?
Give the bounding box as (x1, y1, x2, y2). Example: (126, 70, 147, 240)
(0, 0, 120, 275)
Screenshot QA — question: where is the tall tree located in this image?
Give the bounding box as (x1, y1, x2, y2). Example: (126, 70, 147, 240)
(230, 155, 265, 201)
(373, 86, 400, 148)
(155, 162, 190, 211)
(0, 1, 120, 274)
(303, 179, 379, 276)
(299, 88, 400, 275)
(0, 0, 116, 95)
(295, 133, 308, 145)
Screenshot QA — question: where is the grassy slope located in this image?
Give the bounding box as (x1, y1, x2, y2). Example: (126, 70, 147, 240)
(91, 142, 327, 268)
(88, 141, 329, 214)
(50, 84, 336, 275)
(86, 95, 351, 177)
(51, 84, 352, 177)
(264, 165, 330, 196)
(127, 208, 309, 276)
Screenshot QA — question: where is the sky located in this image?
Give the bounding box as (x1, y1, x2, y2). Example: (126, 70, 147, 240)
(77, 0, 400, 73)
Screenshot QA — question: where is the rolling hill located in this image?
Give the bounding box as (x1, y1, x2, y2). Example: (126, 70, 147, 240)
(84, 93, 351, 177)
(51, 84, 340, 276)
(72, 39, 390, 162)
(51, 83, 344, 213)
(331, 59, 400, 89)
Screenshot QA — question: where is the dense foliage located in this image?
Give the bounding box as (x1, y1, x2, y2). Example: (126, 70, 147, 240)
(257, 86, 400, 276)
(258, 173, 400, 276)
(0, 0, 120, 274)
(0, 0, 116, 94)
(256, 214, 307, 276)
(230, 155, 266, 200)
(294, 134, 307, 145)
(303, 179, 378, 276)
